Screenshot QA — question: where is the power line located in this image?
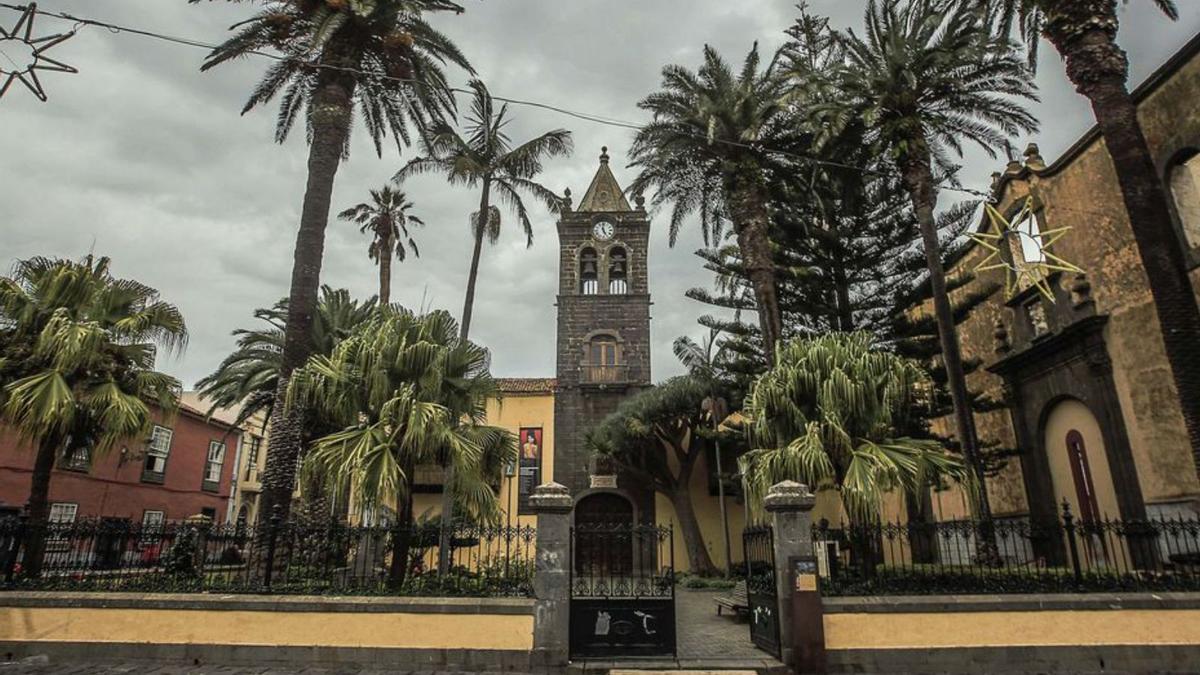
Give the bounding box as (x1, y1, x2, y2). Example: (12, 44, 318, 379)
(1, 1, 996, 200)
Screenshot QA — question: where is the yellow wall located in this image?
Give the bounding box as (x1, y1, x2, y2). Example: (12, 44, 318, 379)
(410, 392, 554, 530)
(1, 607, 532, 651)
(654, 445, 748, 573)
(824, 610, 1200, 650)
(1043, 399, 1121, 520)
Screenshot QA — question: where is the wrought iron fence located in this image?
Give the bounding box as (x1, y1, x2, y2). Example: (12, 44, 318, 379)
(570, 523, 674, 598)
(0, 510, 536, 597)
(813, 503, 1200, 596)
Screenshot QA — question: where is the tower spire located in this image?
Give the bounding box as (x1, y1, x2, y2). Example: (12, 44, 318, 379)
(577, 145, 631, 212)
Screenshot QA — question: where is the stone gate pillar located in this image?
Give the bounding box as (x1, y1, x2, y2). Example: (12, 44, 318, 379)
(766, 480, 817, 667)
(530, 481, 574, 669)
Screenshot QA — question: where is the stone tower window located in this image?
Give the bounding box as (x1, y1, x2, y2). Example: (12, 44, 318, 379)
(608, 246, 628, 295)
(1168, 150, 1200, 250)
(580, 247, 599, 295)
(582, 334, 623, 384)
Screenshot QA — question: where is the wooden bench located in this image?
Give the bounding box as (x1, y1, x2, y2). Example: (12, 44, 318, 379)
(715, 579, 749, 616)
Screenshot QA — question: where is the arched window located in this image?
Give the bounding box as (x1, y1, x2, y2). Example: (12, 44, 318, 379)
(608, 246, 628, 295)
(1168, 150, 1200, 250)
(579, 247, 599, 295)
(582, 334, 622, 383)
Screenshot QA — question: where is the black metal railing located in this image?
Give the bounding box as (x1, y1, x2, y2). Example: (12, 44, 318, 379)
(570, 523, 674, 598)
(1, 510, 536, 597)
(814, 503, 1200, 596)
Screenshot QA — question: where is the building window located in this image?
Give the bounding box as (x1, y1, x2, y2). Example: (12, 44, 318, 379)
(1168, 150, 1200, 250)
(580, 247, 599, 295)
(49, 502, 78, 524)
(244, 435, 262, 481)
(203, 440, 226, 492)
(141, 425, 173, 483)
(608, 246, 628, 294)
(582, 335, 623, 383)
(201, 507, 217, 522)
(60, 443, 91, 472)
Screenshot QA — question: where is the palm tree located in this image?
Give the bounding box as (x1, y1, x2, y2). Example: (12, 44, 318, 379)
(630, 43, 799, 363)
(394, 79, 570, 568)
(0, 256, 186, 577)
(831, 0, 1038, 521)
(194, 0, 473, 524)
(739, 332, 972, 522)
(196, 286, 377, 432)
(339, 185, 425, 305)
(288, 307, 516, 585)
(972, 0, 1200, 478)
(394, 78, 572, 340)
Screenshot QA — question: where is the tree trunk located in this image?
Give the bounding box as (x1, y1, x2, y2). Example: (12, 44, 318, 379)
(900, 141, 995, 525)
(258, 71, 356, 528)
(20, 435, 59, 578)
(670, 442, 718, 576)
(459, 177, 492, 341)
(1044, 0, 1200, 479)
(438, 177, 493, 574)
(378, 231, 393, 306)
(726, 171, 783, 364)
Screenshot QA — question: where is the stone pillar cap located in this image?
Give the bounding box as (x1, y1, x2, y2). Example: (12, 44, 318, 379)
(764, 480, 816, 512)
(529, 481, 574, 514)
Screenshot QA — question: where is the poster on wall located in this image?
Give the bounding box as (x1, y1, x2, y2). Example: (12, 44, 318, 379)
(517, 427, 542, 515)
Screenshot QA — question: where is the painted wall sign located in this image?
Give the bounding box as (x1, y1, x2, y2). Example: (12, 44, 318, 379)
(517, 427, 542, 515)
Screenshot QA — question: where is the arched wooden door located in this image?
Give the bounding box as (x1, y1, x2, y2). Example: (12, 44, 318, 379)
(574, 492, 634, 575)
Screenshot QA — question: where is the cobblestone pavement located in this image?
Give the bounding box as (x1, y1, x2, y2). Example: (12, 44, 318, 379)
(674, 587, 770, 661)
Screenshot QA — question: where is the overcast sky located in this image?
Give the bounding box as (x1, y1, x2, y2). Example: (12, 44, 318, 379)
(2, 1, 1198, 388)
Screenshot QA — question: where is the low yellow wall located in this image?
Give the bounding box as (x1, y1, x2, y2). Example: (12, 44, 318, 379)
(825, 609, 1200, 650)
(1, 606, 533, 651)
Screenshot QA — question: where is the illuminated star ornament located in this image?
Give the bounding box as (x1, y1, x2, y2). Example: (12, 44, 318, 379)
(0, 3, 77, 102)
(969, 196, 1084, 302)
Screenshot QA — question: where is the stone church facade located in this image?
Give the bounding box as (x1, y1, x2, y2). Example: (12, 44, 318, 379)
(922, 32, 1200, 526)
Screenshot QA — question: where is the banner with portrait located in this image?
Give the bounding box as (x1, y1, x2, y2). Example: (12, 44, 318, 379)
(517, 427, 542, 515)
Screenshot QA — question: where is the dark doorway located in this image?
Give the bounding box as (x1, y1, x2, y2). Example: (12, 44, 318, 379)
(575, 492, 634, 576)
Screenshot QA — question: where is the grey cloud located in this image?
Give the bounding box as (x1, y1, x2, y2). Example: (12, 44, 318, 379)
(2, 1, 1197, 387)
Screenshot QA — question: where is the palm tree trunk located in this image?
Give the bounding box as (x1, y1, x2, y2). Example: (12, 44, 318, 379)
(901, 141, 995, 526)
(1044, 1, 1200, 479)
(726, 172, 783, 364)
(20, 435, 59, 578)
(437, 176, 493, 574)
(379, 232, 393, 306)
(459, 177, 492, 340)
(258, 72, 356, 528)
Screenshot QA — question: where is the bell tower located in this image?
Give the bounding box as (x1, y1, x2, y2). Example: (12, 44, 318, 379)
(553, 147, 654, 521)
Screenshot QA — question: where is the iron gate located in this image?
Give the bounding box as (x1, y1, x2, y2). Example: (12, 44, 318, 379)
(569, 523, 676, 658)
(743, 524, 781, 658)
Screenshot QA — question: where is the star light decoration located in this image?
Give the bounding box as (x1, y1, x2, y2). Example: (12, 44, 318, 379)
(969, 196, 1083, 302)
(0, 3, 77, 102)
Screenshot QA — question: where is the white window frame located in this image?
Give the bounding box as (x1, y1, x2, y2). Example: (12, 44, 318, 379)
(48, 502, 78, 524)
(143, 425, 173, 477)
(204, 440, 226, 486)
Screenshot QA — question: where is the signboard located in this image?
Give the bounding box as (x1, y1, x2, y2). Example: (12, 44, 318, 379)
(590, 474, 617, 489)
(517, 427, 542, 515)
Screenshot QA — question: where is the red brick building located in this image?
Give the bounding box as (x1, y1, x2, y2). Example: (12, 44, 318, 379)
(0, 404, 241, 526)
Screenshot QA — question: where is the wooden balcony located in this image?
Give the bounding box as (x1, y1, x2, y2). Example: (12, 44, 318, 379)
(579, 363, 630, 386)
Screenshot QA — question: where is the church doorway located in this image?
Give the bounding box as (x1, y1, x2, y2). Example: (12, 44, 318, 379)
(1043, 398, 1120, 564)
(574, 492, 634, 576)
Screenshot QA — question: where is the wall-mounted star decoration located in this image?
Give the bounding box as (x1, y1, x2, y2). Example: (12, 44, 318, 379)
(0, 3, 77, 102)
(970, 196, 1084, 302)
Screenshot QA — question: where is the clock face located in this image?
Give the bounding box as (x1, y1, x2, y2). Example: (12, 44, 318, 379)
(592, 221, 615, 241)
